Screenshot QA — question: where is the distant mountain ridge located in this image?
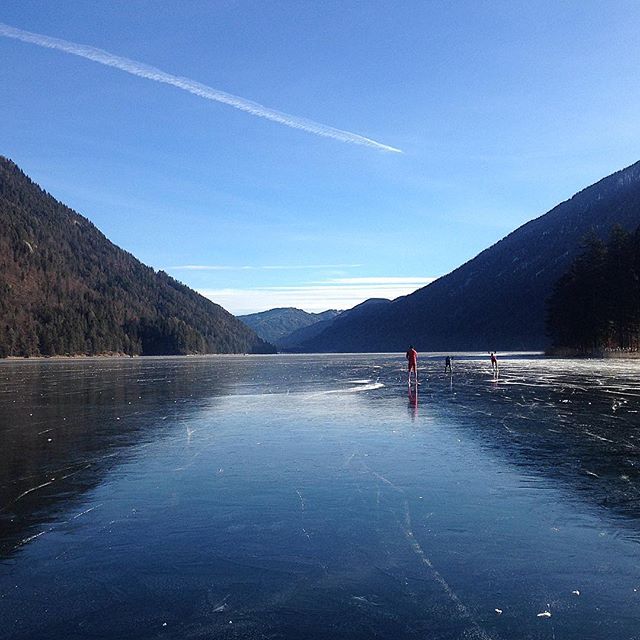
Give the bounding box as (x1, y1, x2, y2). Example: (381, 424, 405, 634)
(300, 160, 640, 352)
(279, 298, 391, 351)
(239, 307, 340, 347)
(0, 156, 274, 357)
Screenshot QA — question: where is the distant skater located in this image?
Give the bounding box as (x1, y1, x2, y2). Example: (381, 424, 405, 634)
(444, 355, 452, 375)
(406, 346, 418, 386)
(490, 352, 499, 377)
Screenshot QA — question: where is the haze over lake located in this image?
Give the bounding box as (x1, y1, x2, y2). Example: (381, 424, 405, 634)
(1, 354, 639, 639)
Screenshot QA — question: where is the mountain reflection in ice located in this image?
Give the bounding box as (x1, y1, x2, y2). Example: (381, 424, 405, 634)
(1, 354, 640, 640)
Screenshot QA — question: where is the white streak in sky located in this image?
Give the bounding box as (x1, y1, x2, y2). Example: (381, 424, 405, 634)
(171, 263, 363, 271)
(0, 22, 402, 153)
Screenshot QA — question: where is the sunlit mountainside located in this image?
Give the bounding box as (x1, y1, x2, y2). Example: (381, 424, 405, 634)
(0, 157, 275, 357)
(239, 307, 341, 348)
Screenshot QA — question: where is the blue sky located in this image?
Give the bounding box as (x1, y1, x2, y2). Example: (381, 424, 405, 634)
(2, 1, 640, 314)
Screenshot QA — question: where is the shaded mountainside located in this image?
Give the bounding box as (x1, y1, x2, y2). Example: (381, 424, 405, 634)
(547, 225, 640, 354)
(284, 298, 390, 352)
(302, 161, 640, 352)
(239, 307, 340, 347)
(0, 157, 274, 356)
(277, 315, 341, 350)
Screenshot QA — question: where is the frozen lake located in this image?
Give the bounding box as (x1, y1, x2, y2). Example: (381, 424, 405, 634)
(1, 354, 640, 639)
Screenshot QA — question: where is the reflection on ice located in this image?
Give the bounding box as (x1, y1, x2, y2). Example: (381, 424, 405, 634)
(1, 354, 640, 639)
(320, 381, 385, 394)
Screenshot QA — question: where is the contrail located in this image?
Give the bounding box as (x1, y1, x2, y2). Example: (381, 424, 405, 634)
(0, 22, 402, 153)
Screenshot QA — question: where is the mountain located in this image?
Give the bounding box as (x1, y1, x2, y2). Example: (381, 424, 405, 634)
(239, 307, 340, 347)
(0, 156, 275, 357)
(277, 315, 340, 350)
(300, 161, 640, 352)
(277, 300, 388, 351)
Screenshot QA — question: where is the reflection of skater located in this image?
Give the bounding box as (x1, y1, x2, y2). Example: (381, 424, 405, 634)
(408, 386, 418, 420)
(490, 352, 499, 377)
(444, 355, 452, 375)
(406, 345, 418, 386)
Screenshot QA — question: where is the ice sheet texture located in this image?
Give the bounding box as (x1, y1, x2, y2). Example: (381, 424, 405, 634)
(1, 354, 639, 639)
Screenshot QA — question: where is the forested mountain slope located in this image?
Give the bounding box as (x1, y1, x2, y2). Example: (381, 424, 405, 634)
(0, 157, 274, 357)
(301, 161, 640, 352)
(239, 307, 340, 347)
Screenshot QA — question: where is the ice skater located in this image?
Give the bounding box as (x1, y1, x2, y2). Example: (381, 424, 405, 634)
(490, 352, 499, 378)
(444, 355, 452, 375)
(406, 345, 418, 386)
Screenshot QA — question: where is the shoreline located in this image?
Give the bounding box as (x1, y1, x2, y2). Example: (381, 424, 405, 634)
(0, 352, 257, 362)
(4, 349, 640, 362)
(545, 348, 640, 359)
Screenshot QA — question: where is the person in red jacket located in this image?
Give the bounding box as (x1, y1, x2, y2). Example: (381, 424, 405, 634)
(406, 346, 418, 385)
(490, 352, 499, 379)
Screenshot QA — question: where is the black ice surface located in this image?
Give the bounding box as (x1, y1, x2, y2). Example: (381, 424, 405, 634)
(1, 354, 639, 639)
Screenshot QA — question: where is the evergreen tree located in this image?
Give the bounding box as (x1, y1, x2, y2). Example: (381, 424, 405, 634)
(547, 226, 640, 352)
(0, 156, 275, 357)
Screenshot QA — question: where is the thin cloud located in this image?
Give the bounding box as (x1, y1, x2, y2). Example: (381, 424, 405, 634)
(170, 263, 363, 271)
(321, 276, 436, 285)
(0, 22, 402, 153)
(198, 276, 439, 314)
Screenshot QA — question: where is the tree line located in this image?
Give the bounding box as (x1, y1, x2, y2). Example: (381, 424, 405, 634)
(546, 226, 640, 353)
(0, 156, 274, 358)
